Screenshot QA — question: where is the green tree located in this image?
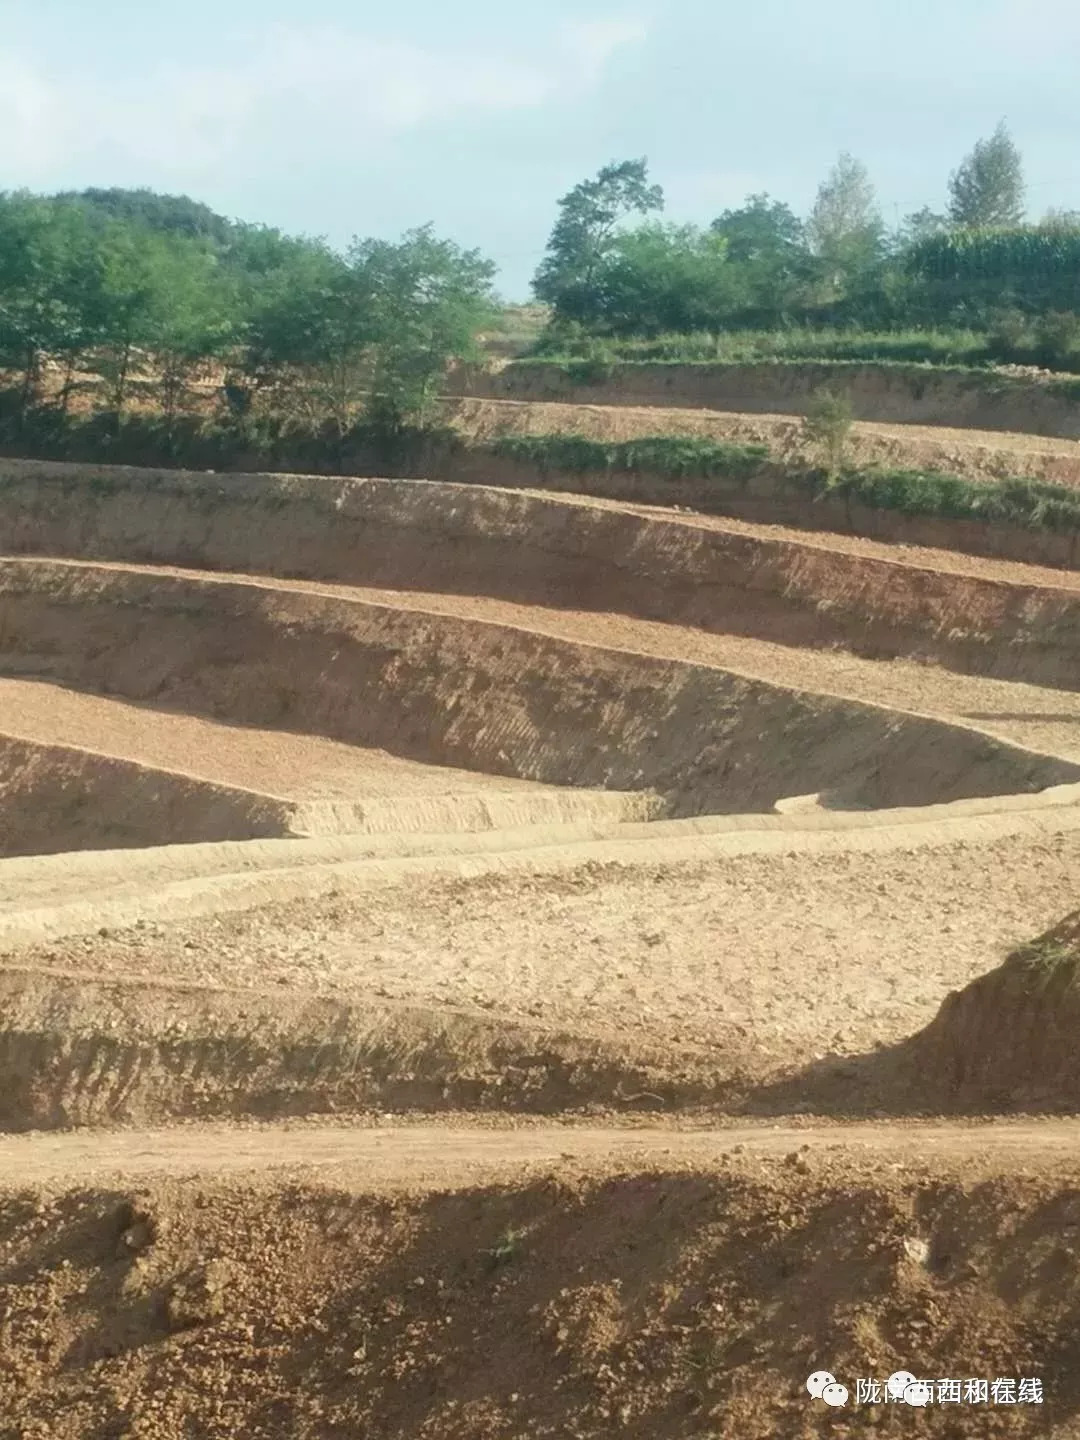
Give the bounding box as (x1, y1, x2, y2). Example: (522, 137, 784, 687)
(0, 192, 108, 420)
(354, 224, 497, 435)
(948, 121, 1025, 228)
(803, 388, 853, 478)
(56, 187, 234, 247)
(710, 193, 810, 321)
(710, 193, 805, 265)
(899, 207, 949, 245)
(236, 237, 360, 429)
(805, 154, 884, 291)
(532, 159, 663, 326)
(593, 223, 742, 335)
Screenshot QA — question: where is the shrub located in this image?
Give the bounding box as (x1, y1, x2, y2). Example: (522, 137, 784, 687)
(802, 389, 853, 477)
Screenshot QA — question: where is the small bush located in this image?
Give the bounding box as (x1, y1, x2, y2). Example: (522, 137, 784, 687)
(802, 389, 853, 478)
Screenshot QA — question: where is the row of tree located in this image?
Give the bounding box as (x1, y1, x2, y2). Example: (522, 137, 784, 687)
(532, 124, 1080, 336)
(1, 122, 1078, 445)
(0, 188, 497, 435)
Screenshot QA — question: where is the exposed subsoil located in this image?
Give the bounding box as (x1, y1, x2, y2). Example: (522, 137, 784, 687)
(9, 829, 1075, 1067)
(3, 1129, 1080, 1438)
(2, 459, 1080, 1437)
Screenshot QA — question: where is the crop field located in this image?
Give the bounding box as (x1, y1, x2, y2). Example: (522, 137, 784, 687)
(2, 390, 1080, 1436)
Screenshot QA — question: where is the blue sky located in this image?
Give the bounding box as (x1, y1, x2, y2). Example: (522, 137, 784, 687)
(2, 0, 1079, 297)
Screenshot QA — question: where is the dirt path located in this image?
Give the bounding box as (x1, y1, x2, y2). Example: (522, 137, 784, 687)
(6, 1118, 1080, 1188)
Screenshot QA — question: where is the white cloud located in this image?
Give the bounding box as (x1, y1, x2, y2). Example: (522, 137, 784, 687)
(0, 17, 649, 188)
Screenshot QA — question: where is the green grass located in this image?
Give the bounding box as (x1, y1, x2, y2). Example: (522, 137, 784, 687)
(512, 354, 1042, 390)
(488, 430, 1080, 535)
(820, 468, 1080, 533)
(1004, 935, 1080, 996)
(532, 327, 998, 367)
(529, 322, 1080, 374)
(490, 432, 768, 479)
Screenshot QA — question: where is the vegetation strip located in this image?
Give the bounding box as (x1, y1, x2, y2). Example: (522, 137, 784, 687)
(489, 432, 1080, 533)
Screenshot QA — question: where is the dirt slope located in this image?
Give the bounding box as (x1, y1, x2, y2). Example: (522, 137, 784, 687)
(5, 823, 1076, 1109)
(449, 356, 1080, 437)
(0, 679, 646, 842)
(2, 454, 1080, 1436)
(914, 907, 1080, 1109)
(0, 732, 305, 856)
(3, 1125, 1080, 1438)
(5, 465, 1080, 684)
(6, 558, 1072, 820)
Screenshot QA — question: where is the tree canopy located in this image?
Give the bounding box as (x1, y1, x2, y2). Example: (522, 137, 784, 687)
(948, 122, 1025, 228)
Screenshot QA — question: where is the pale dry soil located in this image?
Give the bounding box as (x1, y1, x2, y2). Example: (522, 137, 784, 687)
(20, 829, 1078, 1066)
(5, 1115, 1080, 1189)
(8, 558, 1080, 763)
(0, 677, 584, 802)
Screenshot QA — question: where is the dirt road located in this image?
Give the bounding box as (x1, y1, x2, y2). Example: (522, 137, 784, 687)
(6, 1117, 1080, 1188)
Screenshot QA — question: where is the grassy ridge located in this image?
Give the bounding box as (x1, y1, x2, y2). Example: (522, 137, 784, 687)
(491, 433, 768, 478)
(533, 328, 996, 367)
(492, 353, 1080, 402)
(489, 432, 1080, 534)
(530, 321, 1080, 374)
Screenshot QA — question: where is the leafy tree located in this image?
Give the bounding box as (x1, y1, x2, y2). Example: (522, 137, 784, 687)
(91, 224, 232, 425)
(354, 224, 497, 435)
(710, 193, 805, 265)
(0, 192, 108, 419)
(235, 237, 357, 426)
(710, 193, 811, 321)
(803, 388, 853, 478)
(948, 121, 1025, 228)
(238, 225, 495, 437)
(533, 159, 663, 326)
(899, 207, 949, 246)
(595, 223, 742, 335)
(55, 187, 234, 247)
(805, 154, 885, 290)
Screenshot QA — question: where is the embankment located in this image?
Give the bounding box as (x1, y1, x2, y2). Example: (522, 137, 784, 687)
(449, 359, 1080, 437)
(0, 734, 295, 855)
(2, 558, 1075, 815)
(0, 968, 725, 1129)
(912, 907, 1080, 1111)
(4, 463, 1079, 685)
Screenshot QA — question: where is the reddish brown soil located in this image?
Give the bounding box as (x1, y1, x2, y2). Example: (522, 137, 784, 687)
(3, 1132, 1080, 1438)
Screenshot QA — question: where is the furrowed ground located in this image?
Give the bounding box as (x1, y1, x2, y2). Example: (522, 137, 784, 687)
(2, 389, 1080, 1438)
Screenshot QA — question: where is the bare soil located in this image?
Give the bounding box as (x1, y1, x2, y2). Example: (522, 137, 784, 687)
(3, 1129, 1080, 1437)
(2, 459, 1080, 1437)
(10, 828, 1075, 1067)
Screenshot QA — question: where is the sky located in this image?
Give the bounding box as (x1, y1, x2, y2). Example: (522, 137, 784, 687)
(2, 0, 1080, 298)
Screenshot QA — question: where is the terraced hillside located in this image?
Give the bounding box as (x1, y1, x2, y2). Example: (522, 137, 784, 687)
(2, 455, 1080, 1438)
